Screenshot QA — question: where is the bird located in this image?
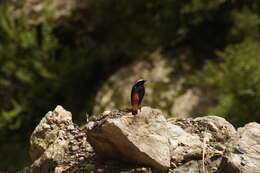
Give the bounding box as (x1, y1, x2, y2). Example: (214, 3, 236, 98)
(131, 79, 146, 115)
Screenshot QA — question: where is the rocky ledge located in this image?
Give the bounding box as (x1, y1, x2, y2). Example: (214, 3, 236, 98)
(19, 106, 260, 173)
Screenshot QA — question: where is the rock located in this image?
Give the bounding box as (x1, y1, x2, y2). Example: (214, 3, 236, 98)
(171, 161, 200, 173)
(20, 106, 93, 173)
(87, 107, 171, 172)
(219, 122, 260, 173)
(19, 105, 260, 173)
(167, 123, 202, 164)
(194, 116, 237, 141)
(19, 106, 155, 173)
(29, 105, 73, 161)
(168, 115, 237, 173)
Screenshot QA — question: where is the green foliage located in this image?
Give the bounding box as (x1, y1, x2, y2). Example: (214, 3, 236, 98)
(229, 8, 260, 41)
(0, 5, 57, 131)
(190, 40, 260, 126)
(0, 4, 58, 171)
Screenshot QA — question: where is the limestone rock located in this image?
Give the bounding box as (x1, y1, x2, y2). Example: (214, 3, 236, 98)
(19, 105, 260, 173)
(219, 122, 260, 173)
(194, 116, 237, 141)
(171, 161, 200, 173)
(167, 123, 202, 164)
(29, 105, 73, 161)
(20, 105, 93, 173)
(87, 107, 171, 172)
(169, 115, 237, 173)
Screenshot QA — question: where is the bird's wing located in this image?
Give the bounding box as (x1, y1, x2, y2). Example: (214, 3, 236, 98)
(138, 88, 145, 105)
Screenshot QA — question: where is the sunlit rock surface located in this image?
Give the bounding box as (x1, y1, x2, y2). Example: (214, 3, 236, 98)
(19, 106, 260, 173)
(219, 122, 260, 173)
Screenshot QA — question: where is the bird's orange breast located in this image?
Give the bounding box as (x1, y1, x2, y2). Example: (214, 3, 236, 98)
(132, 93, 140, 110)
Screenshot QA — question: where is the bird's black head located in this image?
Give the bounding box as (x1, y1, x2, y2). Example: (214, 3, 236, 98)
(135, 79, 146, 87)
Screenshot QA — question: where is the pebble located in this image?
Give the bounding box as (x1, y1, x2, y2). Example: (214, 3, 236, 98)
(42, 123, 51, 129)
(79, 157, 85, 161)
(86, 121, 95, 130)
(71, 145, 79, 151)
(70, 139, 77, 144)
(75, 133, 86, 138)
(68, 134, 74, 140)
(103, 110, 111, 115)
(67, 124, 74, 130)
(50, 124, 56, 129)
(78, 153, 85, 157)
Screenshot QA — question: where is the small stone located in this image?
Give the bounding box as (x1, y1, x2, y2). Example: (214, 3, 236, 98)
(103, 110, 111, 115)
(67, 124, 74, 130)
(42, 123, 51, 129)
(79, 157, 85, 161)
(86, 121, 95, 130)
(212, 167, 218, 171)
(71, 145, 79, 151)
(68, 134, 74, 140)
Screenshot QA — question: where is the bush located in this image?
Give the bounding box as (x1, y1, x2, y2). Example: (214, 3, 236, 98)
(0, 5, 57, 131)
(190, 40, 260, 127)
(0, 5, 58, 171)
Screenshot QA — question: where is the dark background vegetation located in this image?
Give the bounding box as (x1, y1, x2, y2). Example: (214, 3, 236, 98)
(0, 0, 259, 171)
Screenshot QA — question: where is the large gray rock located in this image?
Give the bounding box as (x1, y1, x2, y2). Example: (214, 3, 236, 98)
(219, 122, 260, 173)
(167, 123, 202, 164)
(87, 107, 171, 172)
(87, 108, 239, 173)
(19, 105, 260, 173)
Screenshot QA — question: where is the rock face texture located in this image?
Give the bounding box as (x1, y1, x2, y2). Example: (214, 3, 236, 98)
(29, 106, 73, 161)
(20, 106, 93, 173)
(219, 122, 260, 173)
(19, 106, 260, 173)
(87, 107, 170, 172)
